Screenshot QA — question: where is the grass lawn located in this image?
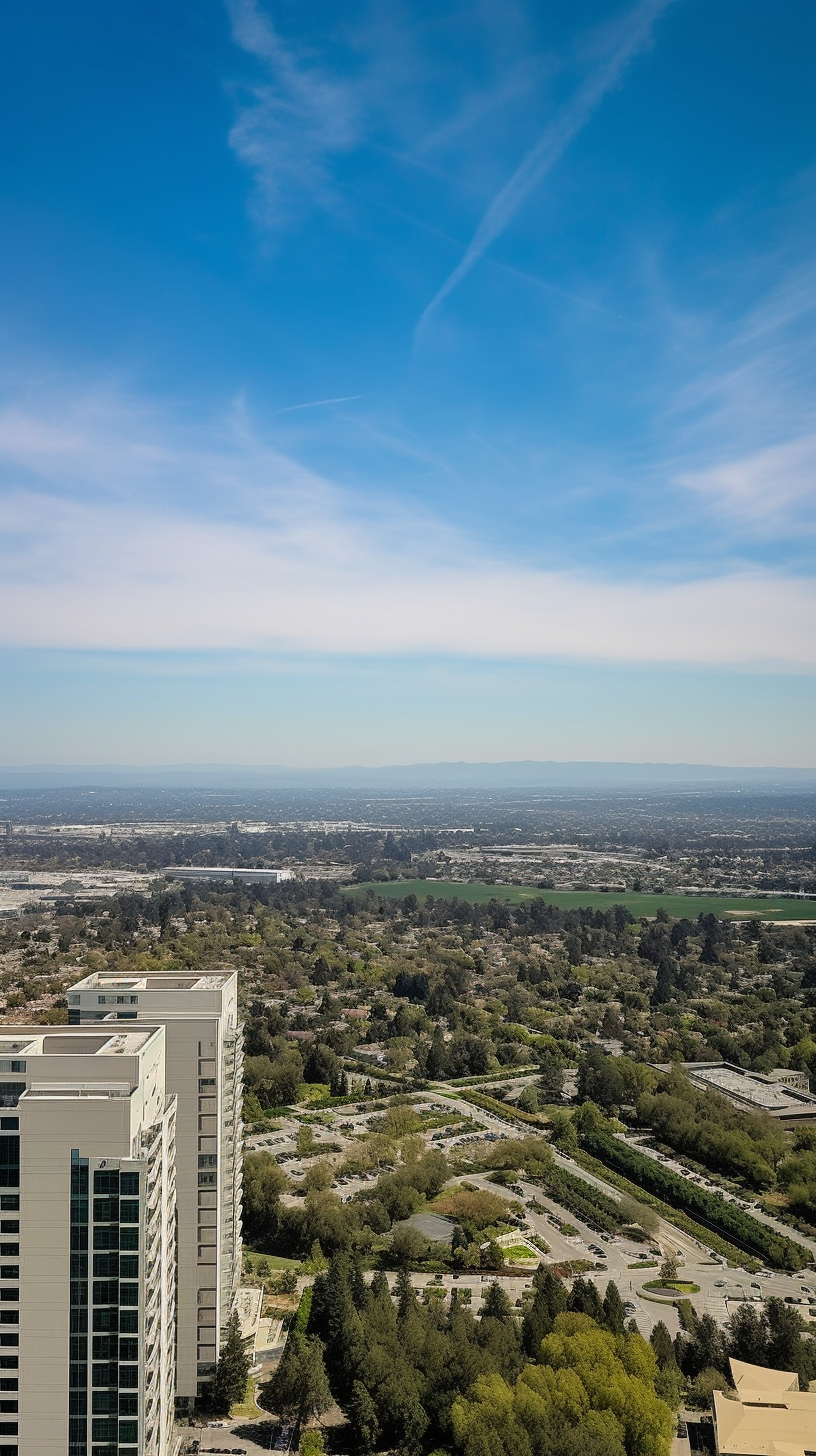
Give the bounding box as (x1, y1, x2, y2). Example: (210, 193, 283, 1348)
(644, 1279, 701, 1294)
(502, 1244, 539, 1261)
(346, 880, 815, 921)
(230, 1378, 264, 1420)
(243, 1252, 300, 1272)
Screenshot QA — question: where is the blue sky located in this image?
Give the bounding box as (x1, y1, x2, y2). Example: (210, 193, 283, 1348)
(1, 0, 814, 766)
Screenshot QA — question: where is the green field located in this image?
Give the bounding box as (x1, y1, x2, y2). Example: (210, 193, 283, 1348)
(346, 879, 815, 921)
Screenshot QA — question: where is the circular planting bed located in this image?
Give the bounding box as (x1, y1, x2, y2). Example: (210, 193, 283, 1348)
(642, 1280, 701, 1297)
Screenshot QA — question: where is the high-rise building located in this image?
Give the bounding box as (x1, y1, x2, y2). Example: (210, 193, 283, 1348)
(67, 971, 243, 1404)
(0, 1023, 176, 1456)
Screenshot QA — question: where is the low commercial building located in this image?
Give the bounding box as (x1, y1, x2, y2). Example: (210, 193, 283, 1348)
(1, 1024, 177, 1456)
(652, 1060, 816, 1124)
(714, 1358, 816, 1455)
(163, 866, 292, 884)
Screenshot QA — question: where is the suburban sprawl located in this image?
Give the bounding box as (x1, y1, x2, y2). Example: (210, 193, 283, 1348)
(1, 784, 816, 1455)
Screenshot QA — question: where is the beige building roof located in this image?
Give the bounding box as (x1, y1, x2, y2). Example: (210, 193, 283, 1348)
(730, 1360, 799, 1394)
(714, 1360, 816, 1456)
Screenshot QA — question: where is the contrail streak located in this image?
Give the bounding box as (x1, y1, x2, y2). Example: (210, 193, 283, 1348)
(415, 0, 675, 340)
(276, 395, 363, 413)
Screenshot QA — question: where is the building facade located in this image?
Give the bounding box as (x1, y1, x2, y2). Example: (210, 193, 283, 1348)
(67, 971, 243, 1404)
(0, 1024, 176, 1456)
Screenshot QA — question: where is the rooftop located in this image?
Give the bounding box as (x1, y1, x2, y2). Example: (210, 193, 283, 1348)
(0, 1028, 157, 1057)
(71, 970, 235, 992)
(714, 1359, 816, 1456)
(651, 1060, 816, 1121)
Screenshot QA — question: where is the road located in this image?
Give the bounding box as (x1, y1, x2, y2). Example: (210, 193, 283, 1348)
(421, 1086, 816, 1327)
(620, 1132, 816, 1260)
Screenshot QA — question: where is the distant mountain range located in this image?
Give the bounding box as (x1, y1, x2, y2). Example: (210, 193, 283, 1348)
(1, 761, 814, 790)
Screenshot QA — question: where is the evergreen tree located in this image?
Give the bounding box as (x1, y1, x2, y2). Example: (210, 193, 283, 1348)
(602, 1280, 626, 1336)
(765, 1297, 805, 1374)
(481, 1281, 513, 1322)
(567, 1276, 604, 1323)
(261, 1332, 331, 1426)
(350, 1255, 370, 1312)
(369, 1269, 390, 1302)
(726, 1303, 768, 1366)
(650, 1321, 676, 1370)
(207, 1311, 250, 1414)
(348, 1379, 380, 1453)
(396, 1267, 417, 1321)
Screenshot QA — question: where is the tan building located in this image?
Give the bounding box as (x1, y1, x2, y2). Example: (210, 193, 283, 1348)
(0, 1024, 176, 1456)
(67, 971, 243, 1404)
(714, 1358, 816, 1455)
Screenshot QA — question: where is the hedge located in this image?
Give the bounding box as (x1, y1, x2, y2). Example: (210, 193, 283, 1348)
(580, 1128, 809, 1271)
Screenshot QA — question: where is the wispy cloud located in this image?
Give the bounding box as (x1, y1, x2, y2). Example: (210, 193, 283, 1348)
(415, 0, 674, 338)
(0, 383, 812, 667)
(275, 396, 363, 414)
(225, 0, 359, 225)
(678, 435, 816, 532)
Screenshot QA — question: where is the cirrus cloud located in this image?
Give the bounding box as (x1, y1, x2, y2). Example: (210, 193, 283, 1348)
(0, 386, 813, 667)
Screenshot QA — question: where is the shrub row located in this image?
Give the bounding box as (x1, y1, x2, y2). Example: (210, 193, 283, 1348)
(538, 1163, 623, 1234)
(580, 1129, 809, 1270)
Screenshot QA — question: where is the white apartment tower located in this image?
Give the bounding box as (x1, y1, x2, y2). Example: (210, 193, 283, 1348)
(67, 971, 243, 1404)
(0, 1024, 176, 1456)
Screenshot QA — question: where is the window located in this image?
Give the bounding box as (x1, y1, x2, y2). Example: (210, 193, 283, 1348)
(119, 1201, 139, 1224)
(118, 1366, 138, 1388)
(198, 1079, 216, 1092)
(93, 1228, 118, 1251)
(92, 1255, 118, 1279)
(198, 1173, 216, 1186)
(197, 1155, 217, 1168)
(118, 1421, 138, 1443)
(93, 1171, 119, 1197)
(0, 1203, 17, 1215)
(91, 1337, 117, 1361)
(92, 1199, 118, 1223)
(92, 1282, 118, 1306)
(118, 1394, 137, 1415)
(119, 1311, 137, 1334)
(0, 1142, 18, 1191)
(119, 1173, 138, 1197)
(91, 1364, 117, 1387)
(0, 1065, 24, 1076)
(118, 1339, 138, 1361)
(119, 1257, 138, 1279)
(119, 1285, 138, 1307)
(91, 1391, 117, 1414)
(91, 1418, 118, 1440)
(119, 1229, 138, 1251)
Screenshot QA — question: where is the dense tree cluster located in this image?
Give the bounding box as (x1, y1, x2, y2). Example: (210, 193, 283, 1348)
(271, 1256, 675, 1456)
